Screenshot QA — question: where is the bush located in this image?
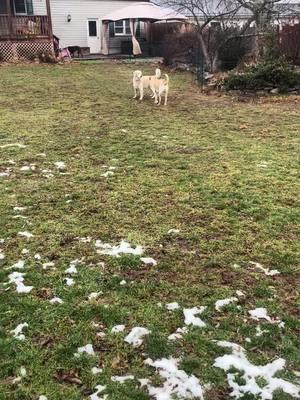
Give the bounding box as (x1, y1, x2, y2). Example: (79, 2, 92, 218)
(223, 60, 300, 91)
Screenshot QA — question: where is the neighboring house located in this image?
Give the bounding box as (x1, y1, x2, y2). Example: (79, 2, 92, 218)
(49, 0, 149, 55)
(0, 0, 53, 61)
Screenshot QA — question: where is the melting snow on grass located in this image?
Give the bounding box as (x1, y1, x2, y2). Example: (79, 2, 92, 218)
(124, 327, 151, 347)
(8, 271, 33, 293)
(64, 277, 75, 286)
(183, 307, 206, 328)
(168, 327, 188, 341)
(214, 341, 300, 399)
(75, 344, 95, 357)
(49, 297, 64, 305)
(166, 302, 180, 311)
(111, 325, 125, 333)
(90, 385, 107, 400)
(18, 231, 34, 239)
(111, 375, 135, 383)
(54, 162, 66, 171)
(215, 297, 238, 311)
(11, 322, 28, 340)
(95, 240, 143, 257)
(91, 367, 103, 375)
(249, 262, 280, 276)
(0, 143, 26, 149)
(9, 260, 25, 270)
(249, 308, 284, 326)
(144, 357, 204, 400)
(140, 257, 157, 266)
(167, 229, 180, 234)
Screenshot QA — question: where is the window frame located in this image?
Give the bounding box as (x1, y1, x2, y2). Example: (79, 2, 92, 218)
(114, 20, 131, 36)
(13, 0, 28, 15)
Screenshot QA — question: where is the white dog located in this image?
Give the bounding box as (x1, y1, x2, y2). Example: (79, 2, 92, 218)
(150, 74, 169, 106)
(133, 68, 161, 101)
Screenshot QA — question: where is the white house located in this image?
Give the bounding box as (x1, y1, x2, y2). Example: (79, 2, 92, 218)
(49, 0, 150, 54)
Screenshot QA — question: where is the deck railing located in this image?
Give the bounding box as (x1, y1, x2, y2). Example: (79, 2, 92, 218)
(0, 15, 51, 39)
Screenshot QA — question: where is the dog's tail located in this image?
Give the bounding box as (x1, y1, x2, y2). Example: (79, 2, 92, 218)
(165, 74, 169, 84)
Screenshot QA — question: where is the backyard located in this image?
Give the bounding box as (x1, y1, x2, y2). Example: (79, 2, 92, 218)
(0, 62, 299, 400)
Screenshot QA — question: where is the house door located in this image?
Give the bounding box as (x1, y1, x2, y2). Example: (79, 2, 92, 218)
(87, 19, 100, 54)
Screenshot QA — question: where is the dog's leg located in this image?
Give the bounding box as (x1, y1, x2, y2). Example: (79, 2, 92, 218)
(164, 88, 168, 106)
(133, 87, 137, 99)
(158, 90, 162, 106)
(139, 86, 144, 101)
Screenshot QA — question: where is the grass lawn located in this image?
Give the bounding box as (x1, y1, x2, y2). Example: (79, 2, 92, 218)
(0, 61, 299, 400)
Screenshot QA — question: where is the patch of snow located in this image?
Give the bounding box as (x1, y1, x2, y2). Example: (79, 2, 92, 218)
(0, 143, 26, 149)
(54, 161, 66, 170)
(11, 322, 28, 340)
(249, 262, 280, 276)
(0, 168, 11, 177)
(8, 271, 33, 293)
(168, 327, 188, 341)
(14, 206, 26, 212)
(79, 236, 92, 243)
(124, 327, 151, 347)
(11, 260, 25, 270)
(64, 277, 75, 286)
(111, 325, 125, 333)
(166, 302, 180, 311)
(49, 297, 63, 305)
(140, 257, 157, 266)
(90, 385, 107, 400)
(91, 367, 103, 375)
(214, 341, 300, 399)
(21, 249, 29, 255)
(42, 262, 55, 270)
(88, 292, 102, 300)
(144, 357, 204, 400)
(183, 307, 206, 328)
(20, 367, 27, 377)
(75, 344, 95, 357)
(12, 215, 28, 220)
(34, 253, 41, 260)
(249, 308, 284, 326)
(101, 171, 114, 178)
(65, 264, 77, 274)
(96, 332, 107, 338)
(95, 240, 143, 257)
(120, 279, 127, 286)
(111, 375, 135, 383)
(256, 326, 269, 337)
(38, 396, 48, 400)
(0, 249, 5, 260)
(167, 229, 180, 234)
(236, 290, 246, 297)
(20, 165, 35, 172)
(215, 297, 238, 311)
(18, 231, 33, 239)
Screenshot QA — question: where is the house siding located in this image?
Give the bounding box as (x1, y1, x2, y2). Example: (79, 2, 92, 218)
(50, 0, 146, 53)
(32, 0, 47, 15)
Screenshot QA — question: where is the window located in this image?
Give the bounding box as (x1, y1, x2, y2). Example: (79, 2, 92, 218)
(114, 20, 131, 36)
(0, 1, 8, 14)
(13, 0, 33, 15)
(14, 0, 27, 14)
(88, 20, 97, 37)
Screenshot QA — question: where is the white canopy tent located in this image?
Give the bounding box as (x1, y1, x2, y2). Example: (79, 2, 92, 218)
(101, 2, 187, 56)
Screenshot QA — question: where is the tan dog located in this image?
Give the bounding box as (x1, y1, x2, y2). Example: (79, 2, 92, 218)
(150, 74, 170, 106)
(133, 68, 161, 101)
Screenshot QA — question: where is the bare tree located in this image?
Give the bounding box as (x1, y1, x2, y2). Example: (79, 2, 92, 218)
(157, 0, 294, 71)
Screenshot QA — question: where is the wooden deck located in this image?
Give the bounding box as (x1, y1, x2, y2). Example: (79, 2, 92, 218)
(0, 15, 51, 40)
